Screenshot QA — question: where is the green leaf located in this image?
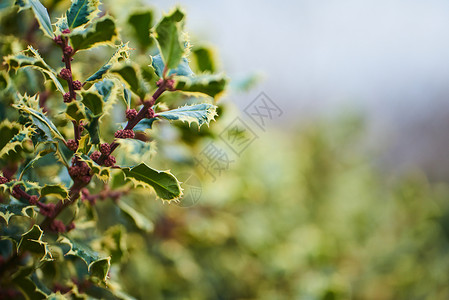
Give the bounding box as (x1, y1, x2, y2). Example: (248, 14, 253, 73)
(118, 201, 154, 233)
(122, 86, 131, 108)
(82, 79, 118, 145)
(66, 101, 87, 122)
(69, 16, 118, 51)
(85, 116, 100, 144)
(40, 184, 69, 200)
(128, 9, 154, 49)
(121, 163, 182, 201)
(4, 46, 65, 94)
(85, 43, 131, 82)
(54, 16, 69, 35)
(11, 266, 47, 300)
(174, 74, 228, 99)
(152, 7, 186, 71)
(13, 94, 65, 142)
(157, 103, 217, 127)
(128, 118, 157, 132)
(28, 0, 54, 38)
(151, 54, 193, 78)
(18, 225, 52, 262)
(13, 0, 28, 10)
(0, 201, 36, 225)
(115, 139, 155, 166)
(111, 63, 149, 98)
(89, 257, 110, 282)
(66, 0, 100, 29)
(18, 148, 54, 180)
(0, 122, 34, 162)
(81, 90, 103, 116)
(192, 46, 216, 73)
(58, 236, 110, 280)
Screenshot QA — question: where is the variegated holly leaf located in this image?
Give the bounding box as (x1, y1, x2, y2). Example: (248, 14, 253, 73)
(82, 79, 119, 144)
(4, 46, 65, 94)
(18, 225, 53, 262)
(151, 7, 186, 72)
(156, 103, 217, 128)
(66, 0, 100, 29)
(0, 201, 36, 225)
(110, 62, 149, 98)
(13, 94, 65, 142)
(58, 236, 111, 281)
(192, 45, 217, 73)
(151, 54, 193, 78)
(118, 201, 154, 233)
(128, 9, 154, 49)
(0, 121, 34, 162)
(28, 0, 54, 38)
(120, 163, 182, 201)
(174, 74, 228, 99)
(85, 43, 131, 82)
(69, 16, 118, 51)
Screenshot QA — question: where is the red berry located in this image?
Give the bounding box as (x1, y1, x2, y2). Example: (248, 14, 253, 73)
(145, 107, 155, 119)
(59, 68, 71, 81)
(104, 155, 116, 167)
(50, 219, 66, 233)
(63, 93, 71, 103)
(125, 109, 138, 120)
(90, 150, 101, 162)
(100, 143, 111, 155)
(63, 46, 73, 56)
(115, 129, 135, 139)
(53, 35, 64, 45)
(166, 79, 175, 90)
(67, 139, 78, 151)
(81, 175, 91, 183)
(61, 29, 71, 34)
(40, 203, 56, 217)
(0, 176, 8, 184)
(72, 80, 82, 90)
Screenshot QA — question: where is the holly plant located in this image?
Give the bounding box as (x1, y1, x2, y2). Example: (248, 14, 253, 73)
(0, 0, 227, 298)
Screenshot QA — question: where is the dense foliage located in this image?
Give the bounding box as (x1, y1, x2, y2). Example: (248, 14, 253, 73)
(0, 0, 227, 298)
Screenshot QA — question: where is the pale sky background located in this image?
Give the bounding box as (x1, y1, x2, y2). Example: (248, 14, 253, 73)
(149, 0, 449, 177)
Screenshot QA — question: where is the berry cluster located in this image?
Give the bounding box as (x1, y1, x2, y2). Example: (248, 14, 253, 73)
(0, 176, 8, 184)
(63, 45, 73, 56)
(104, 155, 116, 167)
(90, 148, 116, 167)
(100, 143, 111, 155)
(66, 139, 78, 151)
(50, 220, 75, 233)
(39, 202, 56, 218)
(156, 78, 175, 90)
(126, 109, 138, 120)
(89, 150, 101, 162)
(50, 220, 66, 233)
(59, 68, 72, 81)
(68, 158, 91, 183)
(53, 35, 64, 46)
(63, 92, 71, 103)
(145, 107, 155, 119)
(73, 80, 82, 90)
(114, 129, 135, 139)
